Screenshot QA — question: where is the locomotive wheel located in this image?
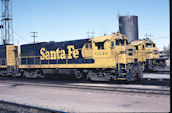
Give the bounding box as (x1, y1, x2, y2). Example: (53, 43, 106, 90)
(126, 69, 135, 81)
(73, 69, 85, 80)
(23, 70, 40, 79)
(87, 70, 97, 81)
(36, 70, 45, 78)
(135, 70, 143, 81)
(87, 70, 111, 81)
(103, 71, 112, 81)
(23, 71, 30, 78)
(126, 64, 138, 82)
(135, 63, 143, 81)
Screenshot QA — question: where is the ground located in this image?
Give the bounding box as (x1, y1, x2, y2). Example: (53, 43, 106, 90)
(0, 81, 170, 112)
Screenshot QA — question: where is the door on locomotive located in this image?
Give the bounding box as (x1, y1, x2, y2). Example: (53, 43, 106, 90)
(6, 45, 18, 76)
(83, 41, 93, 58)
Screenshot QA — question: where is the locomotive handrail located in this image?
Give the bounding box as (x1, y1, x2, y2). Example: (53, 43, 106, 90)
(0, 58, 6, 66)
(20, 56, 40, 58)
(20, 56, 41, 65)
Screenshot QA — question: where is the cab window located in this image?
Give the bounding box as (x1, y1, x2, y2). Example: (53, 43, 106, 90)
(85, 42, 92, 49)
(146, 43, 152, 48)
(95, 42, 104, 50)
(126, 40, 129, 45)
(90, 43, 92, 48)
(120, 40, 124, 46)
(135, 46, 138, 50)
(142, 45, 145, 50)
(86, 44, 89, 48)
(111, 41, 114, 48)
(116, 40, 120, 46)
(153, 44, 155, 47)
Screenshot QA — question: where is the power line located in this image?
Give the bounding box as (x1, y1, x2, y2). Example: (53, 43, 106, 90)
(13, 30, 28, 42)
(144, 33, 153, 39)
(151, 37, 169, 40)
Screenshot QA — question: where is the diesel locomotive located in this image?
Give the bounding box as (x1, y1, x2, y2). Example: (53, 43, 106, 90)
(119, 15, 169, 72)
(0, 32, 144, 81)
(129, 38, 168, 72)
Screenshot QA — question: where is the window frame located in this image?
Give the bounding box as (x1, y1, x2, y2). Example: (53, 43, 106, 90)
(116, 40, 120, 46)
(95, 42, 105, 50)
(142, 45, 145, 50)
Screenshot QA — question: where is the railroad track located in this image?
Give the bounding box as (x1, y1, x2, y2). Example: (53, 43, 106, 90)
(0, 77, 170, 95)
(0, 100, 64, 113)
(144, 71, 170, 74)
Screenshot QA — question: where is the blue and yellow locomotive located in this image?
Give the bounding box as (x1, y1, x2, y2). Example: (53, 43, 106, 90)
(0, 32, 143, 81)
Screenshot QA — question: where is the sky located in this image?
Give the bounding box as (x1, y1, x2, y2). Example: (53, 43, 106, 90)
(1, 0, 170, 50)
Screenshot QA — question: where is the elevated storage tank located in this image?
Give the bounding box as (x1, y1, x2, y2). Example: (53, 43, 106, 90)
(119, 15, 139, 43)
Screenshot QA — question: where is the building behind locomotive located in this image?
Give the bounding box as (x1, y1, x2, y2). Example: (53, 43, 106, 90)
(19, 31, 143, 81)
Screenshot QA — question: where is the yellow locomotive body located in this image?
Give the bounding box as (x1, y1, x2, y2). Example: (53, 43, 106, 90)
(18, 32, 143, 81)
(0, 45, 18, 76)
(130, 38, 167, 71)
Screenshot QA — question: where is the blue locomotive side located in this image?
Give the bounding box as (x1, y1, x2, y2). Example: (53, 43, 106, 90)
(20, 39, 94, 65)
(0, 45, 6, 66)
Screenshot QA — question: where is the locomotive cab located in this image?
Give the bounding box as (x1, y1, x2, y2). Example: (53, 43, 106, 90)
(145, 42, 159, 59)
(130, 40, 147, 63)
(144, 39, 167, 71)
(82, 32, 143, 81)
(110, 33, 143, 81)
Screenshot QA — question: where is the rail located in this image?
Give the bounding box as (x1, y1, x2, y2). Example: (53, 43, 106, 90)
(0, 100, 65, 113)
(0, 79, 169, 95)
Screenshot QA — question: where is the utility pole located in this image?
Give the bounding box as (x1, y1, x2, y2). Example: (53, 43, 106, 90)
(30, 32, 38, 44)
(0, 0, 14, 44)
(144, 33, 149, 38)
(86, 31, 94, 38)
(149, 33, 153, 39)
(144, 33, 153, 39)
